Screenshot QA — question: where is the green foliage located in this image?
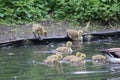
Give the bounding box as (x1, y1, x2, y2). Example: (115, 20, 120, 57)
(0, 0, 120, 24)
(0, 0, 50, 24)
(53, 0, 120, 23)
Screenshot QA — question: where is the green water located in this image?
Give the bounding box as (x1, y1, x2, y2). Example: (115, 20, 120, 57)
(0, 40, 120, 80)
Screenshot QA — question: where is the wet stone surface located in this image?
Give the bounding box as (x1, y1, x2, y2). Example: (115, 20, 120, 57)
(0, 21, 120, 43)
(0, 21, 70, 43)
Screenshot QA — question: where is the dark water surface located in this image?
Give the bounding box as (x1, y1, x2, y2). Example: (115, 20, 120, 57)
(0, 39, 120, 80)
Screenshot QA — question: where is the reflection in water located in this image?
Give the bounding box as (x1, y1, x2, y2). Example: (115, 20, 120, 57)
(70, 62, 86, 71)
(71, 70, 108, 75)
(72, 40, 83, 51)
(84, 34, 93, 42)
(109, 63, 120, 72)
(107, 77, 120, 80)
(56, 63, 63, 74)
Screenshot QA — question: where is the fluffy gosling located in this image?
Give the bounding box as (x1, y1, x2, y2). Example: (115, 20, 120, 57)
(70, 52, 86, 64)
(66, 29, 83, 41)
(47, 52, 63, 59)
(43, 58, 61, 65)
(63, 52, 83, 61)
(32, 24, 47, 40)
(92, 54, 107, 63)
(43, 54, 62, 65)
(70, 57, 86, 64)
(55, 41, 73, 55)
(70, 57, 82, 63)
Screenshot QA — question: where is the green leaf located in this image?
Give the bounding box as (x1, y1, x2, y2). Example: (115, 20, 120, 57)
(0, 13, 4, 17)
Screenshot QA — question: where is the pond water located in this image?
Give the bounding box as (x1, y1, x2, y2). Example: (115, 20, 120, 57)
(0, 39, 120, 80)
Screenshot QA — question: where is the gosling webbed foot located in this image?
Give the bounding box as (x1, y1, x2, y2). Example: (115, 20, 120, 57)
(33, 32, 37, 38)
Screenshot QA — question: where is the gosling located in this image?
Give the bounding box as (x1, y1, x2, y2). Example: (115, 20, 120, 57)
(43, 54, 62, 65)
(54, 41, 73, 55)
(66, 29, 83, 41)
(70, 52, 86, 64)
(92, 54, 107, 63)
(47, 52, 63, 59)
(63, 52, 83, 61)
(70, 57, 82, 64)
(43, 57, 61, 65)
(32, 23, 47, 40)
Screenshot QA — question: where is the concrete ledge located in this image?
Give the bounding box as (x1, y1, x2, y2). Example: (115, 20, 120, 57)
(0, 30, 120, 47)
